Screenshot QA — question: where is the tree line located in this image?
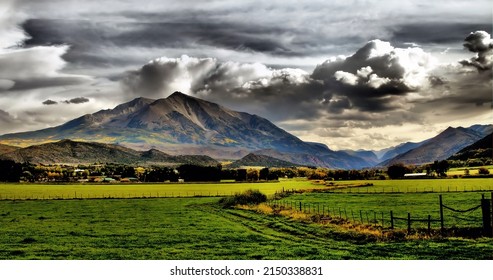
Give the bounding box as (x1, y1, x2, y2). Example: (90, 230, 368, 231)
(0, 159, 489, 183)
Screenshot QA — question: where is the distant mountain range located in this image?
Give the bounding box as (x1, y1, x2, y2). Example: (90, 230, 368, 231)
(0, 92, 491, 169)
(381, 125, 493, 166)
(0, 139, 218, 166)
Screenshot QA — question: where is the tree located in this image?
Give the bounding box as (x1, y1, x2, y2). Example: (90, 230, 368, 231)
(177, 164, 221, 182)
(0, 160, 22, 182)
(259, 168, 269, 181)
(387, 163, 409, 179)
(431, 160, 449, 177)
(235, 169, 247, 181)
(478, 167, 490, 175)
(246, 168, 259, 181)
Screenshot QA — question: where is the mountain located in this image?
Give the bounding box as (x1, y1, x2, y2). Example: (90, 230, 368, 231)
(378, 141, 427, 162)
(342, 150, 380, 166)
(448, 133, 493, 161)
(0, 143, 19, 156)
(0, 139, 218, 166)
(384, 125, 493, 166)
(0, 92, 369, 169)
(228, 153, 299, 168)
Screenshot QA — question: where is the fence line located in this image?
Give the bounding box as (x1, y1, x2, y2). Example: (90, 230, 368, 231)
(0, 191, 238, 201)
(270, 193, 492, 236)
(329, 184, 493, 194)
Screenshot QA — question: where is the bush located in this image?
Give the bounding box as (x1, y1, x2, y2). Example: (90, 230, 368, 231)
(478, 167, 490, 175)
(219, 189, 267, 208)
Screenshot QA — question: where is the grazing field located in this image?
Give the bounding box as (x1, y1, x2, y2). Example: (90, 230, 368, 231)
(275, 191, 490, 229)
(448, 166, 493, 176)
(327, 178, 493, 193)
(0, 198, 492, 260)
(0, 178, 492, 200)
(0, 179, 315, 200)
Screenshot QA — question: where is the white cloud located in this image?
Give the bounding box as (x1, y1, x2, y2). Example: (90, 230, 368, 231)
(313, 39, 437, 92)
(334, 71, 358, 86)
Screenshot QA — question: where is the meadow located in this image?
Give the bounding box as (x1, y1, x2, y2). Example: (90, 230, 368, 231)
(274, 191, 490, 229)
(0, 178, 492, 200)
(0, 177, 492, 259)
(0, 178, 314, 200)
(0, 197, 492, 260)
(326, 178, 493, 193)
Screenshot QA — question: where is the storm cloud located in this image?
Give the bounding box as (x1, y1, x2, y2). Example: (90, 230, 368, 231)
(1, 0, 492, 150)
(460, 31, 493, 71)
(121, 30, 492, 144)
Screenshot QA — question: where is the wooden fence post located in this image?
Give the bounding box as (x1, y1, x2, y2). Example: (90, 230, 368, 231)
(428, 215, 431, 235)
(407, 213, 411, 234)
(480, 197, 492, 237)
(299, 202, 302, 212)
(439, 194, 444, 232)
(390, 211, 394, 229)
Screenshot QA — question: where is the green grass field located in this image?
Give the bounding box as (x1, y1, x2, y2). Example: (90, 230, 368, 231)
(0, 178, 492, 259)
(327, 178, 493, 193)
(0, 179, 315, 200)
(448, 165, 493, 176)
(0, 197, 492, 260)
(275, 191, 490, 229)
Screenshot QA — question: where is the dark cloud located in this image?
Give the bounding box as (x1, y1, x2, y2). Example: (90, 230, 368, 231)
(390, 23, 492, 45)
(122, 30, 492, 133)
(460, 31, 493, 71)
(42, 99, 57, 105)
(64, 97, 90, 104)
(21, 17, 301, 71)
(42, 97, 89, 105)
(0, 109, 20, 133)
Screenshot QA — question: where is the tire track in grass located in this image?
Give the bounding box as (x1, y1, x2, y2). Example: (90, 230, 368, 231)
(195, 202, 355, 254)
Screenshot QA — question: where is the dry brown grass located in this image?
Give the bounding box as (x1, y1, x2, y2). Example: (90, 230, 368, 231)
(239, 203, 426, 241)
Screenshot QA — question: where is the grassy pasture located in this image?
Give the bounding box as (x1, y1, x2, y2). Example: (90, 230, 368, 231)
(276, 191, 490, 229)
(0, 198, 492, 260)
(327, 178, 493, 193)
(448, 165, 493, 176)
(0, 178, 491, 200)
(0, 179, 315, 200)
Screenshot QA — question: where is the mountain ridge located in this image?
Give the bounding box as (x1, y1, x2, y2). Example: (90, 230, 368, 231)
(0, 92, 368, 169)
(0, 139, 218, 166)
(1, 92, 491, 169)
(383, 125, 492, 166)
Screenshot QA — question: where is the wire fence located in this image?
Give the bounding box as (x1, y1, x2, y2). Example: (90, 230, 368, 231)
(328, 184, 493, 194)
(269, 193, 493, 236)
(0, 191, 239, 200)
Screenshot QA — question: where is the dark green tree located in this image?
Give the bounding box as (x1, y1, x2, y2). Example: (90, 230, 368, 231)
(387, 163, 409, 179)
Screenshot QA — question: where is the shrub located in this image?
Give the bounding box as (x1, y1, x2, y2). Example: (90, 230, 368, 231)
(219, 189, 267, 208)
(478, 167, 490, 175)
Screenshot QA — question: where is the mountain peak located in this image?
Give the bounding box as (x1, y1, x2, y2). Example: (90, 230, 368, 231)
(167, 91, 190, 99)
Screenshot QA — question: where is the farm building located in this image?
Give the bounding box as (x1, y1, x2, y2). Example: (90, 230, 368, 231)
(403, 173, 427, 179)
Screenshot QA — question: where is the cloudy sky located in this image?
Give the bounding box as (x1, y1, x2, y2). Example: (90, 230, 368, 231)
(0, 0, 491, 151)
